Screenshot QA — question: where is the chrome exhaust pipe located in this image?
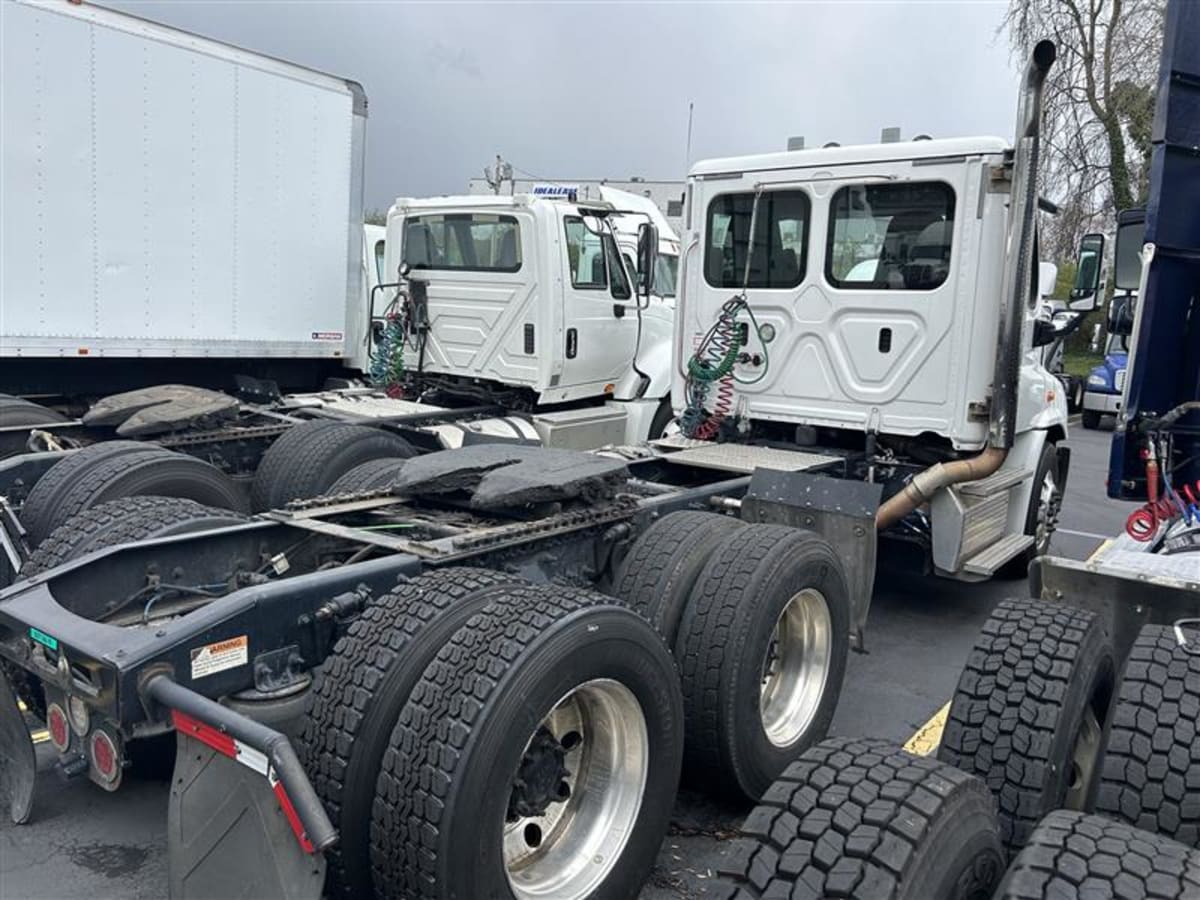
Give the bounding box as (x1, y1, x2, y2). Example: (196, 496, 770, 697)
(990, 39, 1056, 450)
(876, 40, 1054, 531)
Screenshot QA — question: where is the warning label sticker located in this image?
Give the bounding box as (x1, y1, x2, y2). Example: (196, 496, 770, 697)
(311, 331, 344, 341)
(190, 635, 249, 680)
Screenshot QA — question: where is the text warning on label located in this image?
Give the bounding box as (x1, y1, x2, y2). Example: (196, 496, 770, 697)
(190, 635, 249, 680)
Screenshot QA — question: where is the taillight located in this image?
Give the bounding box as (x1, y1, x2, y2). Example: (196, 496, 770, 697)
(89, 730, 121, 785)
(46, 703, 70, 752)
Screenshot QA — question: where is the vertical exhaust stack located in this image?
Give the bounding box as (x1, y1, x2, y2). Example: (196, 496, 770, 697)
(990, 39, 1057, 450)
(875, 40, 1056, 531)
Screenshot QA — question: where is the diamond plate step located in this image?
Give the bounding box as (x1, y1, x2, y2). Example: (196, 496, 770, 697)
(659, 443, 837, 475)
(962, 533, 1035, 576)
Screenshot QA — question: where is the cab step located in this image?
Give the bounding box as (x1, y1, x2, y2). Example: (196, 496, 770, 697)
(962, 534, 1035, 577)
(957, 467, 1032, 498)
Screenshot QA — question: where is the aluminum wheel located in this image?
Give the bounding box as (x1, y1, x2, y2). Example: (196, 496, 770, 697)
(1034, 467, 1061, 555)
(760, 589, 833, 748)
(503, 678, 648, 900)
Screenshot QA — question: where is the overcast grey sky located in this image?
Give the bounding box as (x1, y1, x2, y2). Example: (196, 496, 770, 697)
(106, 1, 1018, 211)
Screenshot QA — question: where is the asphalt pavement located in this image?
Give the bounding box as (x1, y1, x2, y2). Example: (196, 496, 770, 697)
(0, 421, 1138, 900)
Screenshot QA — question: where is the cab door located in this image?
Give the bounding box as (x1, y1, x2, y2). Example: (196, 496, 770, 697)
(554, 212, 638, 400)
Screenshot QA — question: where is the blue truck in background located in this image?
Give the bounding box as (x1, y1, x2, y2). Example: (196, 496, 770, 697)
(1081, 208, 1144, 429)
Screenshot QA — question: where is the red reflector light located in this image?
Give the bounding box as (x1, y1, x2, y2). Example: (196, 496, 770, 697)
(46, 703, 70, 752)
(89, 730, 120, 784)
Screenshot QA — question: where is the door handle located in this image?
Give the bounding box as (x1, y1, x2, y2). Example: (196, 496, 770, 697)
(566, 328, 578, 359)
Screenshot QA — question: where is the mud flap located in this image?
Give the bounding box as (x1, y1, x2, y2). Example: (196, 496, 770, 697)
(0, 667, 35, 824)
(168, 729, 325, 900)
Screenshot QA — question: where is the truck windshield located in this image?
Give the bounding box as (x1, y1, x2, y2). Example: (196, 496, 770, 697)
(403, 213, 522, 273)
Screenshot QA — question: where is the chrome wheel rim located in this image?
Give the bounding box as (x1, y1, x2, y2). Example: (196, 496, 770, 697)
(1066, 705, 1102, 810)
(760, 589, 833, 748)
(503, 678, 648, 899)
(1035, 468, 1061, 554)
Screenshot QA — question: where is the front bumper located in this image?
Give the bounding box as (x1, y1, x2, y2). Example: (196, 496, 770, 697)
(1083, 390, 1121, 414)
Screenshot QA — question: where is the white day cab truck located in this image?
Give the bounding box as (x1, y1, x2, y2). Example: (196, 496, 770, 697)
(723, 8, 1200, 899)
(0, 7, 1118, 895)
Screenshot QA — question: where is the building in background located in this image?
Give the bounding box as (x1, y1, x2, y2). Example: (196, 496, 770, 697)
(467, 173, 685, 234)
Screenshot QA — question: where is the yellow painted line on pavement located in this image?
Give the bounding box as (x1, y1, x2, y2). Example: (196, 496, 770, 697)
(1088, 539, 1113, 562)
(904, 701, 950, 756)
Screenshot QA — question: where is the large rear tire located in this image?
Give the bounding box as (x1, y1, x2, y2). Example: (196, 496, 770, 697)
(937, 598, 1115, 854)
(251, 421, 416, 510)
(994, 810, 1200, 899)
(676, 524, 850, 800)
(28, 450, 246, 542)
(611, 509, 743, 645)
(324, 457, 409, 495)
(22, 495, 246, 577)
(1081, 409, 1102, 429)
(370, 583, 683, 900)
(1095, 623, 1200, 847)
(298, 567, 522, 900)
(717, 737, 1005, 900)
(0, 398, 68, 427)
(19, 441, 157, 543)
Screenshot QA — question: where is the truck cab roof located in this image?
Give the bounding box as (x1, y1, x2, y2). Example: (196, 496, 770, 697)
(688, 136, 1010, 178)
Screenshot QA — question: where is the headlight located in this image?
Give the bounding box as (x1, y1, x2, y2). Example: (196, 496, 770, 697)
(1087, 374, 1107, 387)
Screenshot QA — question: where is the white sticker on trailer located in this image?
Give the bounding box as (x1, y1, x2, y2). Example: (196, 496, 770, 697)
(190, 635, 249, 679)
(311, 331, 344, 341)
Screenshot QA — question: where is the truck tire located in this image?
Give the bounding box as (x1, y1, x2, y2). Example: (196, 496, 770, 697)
(1094, 624, 1200, 846)
(611, 509, 743, 645)
(0, 398, 68, 427)
(1004, 442, 1062, 574)
(18, 440, 159, 543)
(647, 397, 675, 440)
(371, 583, 683, 900)
(29, 449, 247, 542)
(298, 567, 523, 900)
(937, 598, 1115, 854)
(676, 524, 850, 799)
(21, 496, 247, 577)
(717, 737, 1004, 900)
(251, 420, 416, 510)
(324, 457, 409, 495)
(993, 810, 1200, 900)
(1081, 409, 1101, 429)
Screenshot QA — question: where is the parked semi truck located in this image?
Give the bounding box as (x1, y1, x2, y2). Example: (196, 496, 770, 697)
(0, 21, 1084, 900)
(718, 10, 1200, 897)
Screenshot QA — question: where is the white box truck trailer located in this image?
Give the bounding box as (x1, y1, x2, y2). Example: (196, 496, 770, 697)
(0, 0, 370, 396)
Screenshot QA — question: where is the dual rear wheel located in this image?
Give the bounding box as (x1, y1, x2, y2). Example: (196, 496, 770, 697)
(299, 569, 683, 900)
(613, 511, 852, 800)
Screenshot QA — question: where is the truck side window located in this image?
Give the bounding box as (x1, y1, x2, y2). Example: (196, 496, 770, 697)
(374, 240, 386, 283)
(565, 217, 607, 290)
(704, 190, 809, 289)
(403, 213, 521, 273)
(825, 182, 955, 291)
(606, 233, 632, 300)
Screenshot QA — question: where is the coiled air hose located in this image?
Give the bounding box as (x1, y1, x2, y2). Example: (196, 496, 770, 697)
(681, 295, 768, 440)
